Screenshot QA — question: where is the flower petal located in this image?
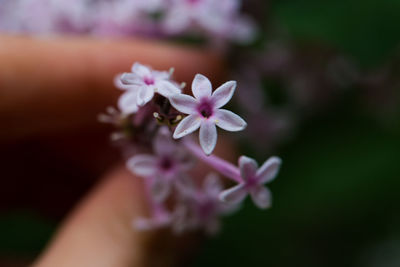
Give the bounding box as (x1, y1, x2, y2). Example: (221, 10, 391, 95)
(126, 155, 156, 177)
(214, 109, 247, 131)
(162, 7, 190, 34)
(120, 72, 142, 85)
(256, 156, 282, 184)
(154, 127, 175, 156)
(250, 186, 272, 209)
(199, 121, 217, 155)
(156, 80, 181, 98)
(238, 156, 258, 181)
(173, 114, 201, 139)
(211, 80, 236, 108)
(118, 91, 139, 114)
(175, 174, 195, 197)
(192, 74, 212, 100)
(169, 93, 198, 114)
(219, 183, 247, 204)
(203, 173, 222, 197)
(131, 62, 151, 77)
(114, 74, 135, 90)
(137, 86, 154, 106)
(151, 177, 171, 203)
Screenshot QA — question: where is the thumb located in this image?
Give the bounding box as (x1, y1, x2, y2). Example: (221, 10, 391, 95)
(33, 166, 200, 267)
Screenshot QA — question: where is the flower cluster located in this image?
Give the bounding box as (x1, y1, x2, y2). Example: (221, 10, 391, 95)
(0, 0, 256, 44)
(100, 62, 282, 234)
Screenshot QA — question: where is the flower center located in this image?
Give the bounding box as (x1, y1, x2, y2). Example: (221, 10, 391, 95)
(143, 76, 155, 85)
(159, 156, 174, 172)
(245, 176, 258, 189)
(197, 101, 214, 118)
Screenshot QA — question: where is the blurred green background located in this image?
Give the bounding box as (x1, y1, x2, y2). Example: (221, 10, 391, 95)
(1, 0, 400, 266)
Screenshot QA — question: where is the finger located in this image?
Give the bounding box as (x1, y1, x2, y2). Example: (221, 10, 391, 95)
(33, 166, 200, 267)
(0, 35, 224, 139)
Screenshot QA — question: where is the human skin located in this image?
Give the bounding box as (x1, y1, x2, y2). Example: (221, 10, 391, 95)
(0, 34, 225, 267)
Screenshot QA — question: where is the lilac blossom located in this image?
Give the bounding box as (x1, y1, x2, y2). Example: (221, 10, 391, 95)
(100, 62, 282, 235)
(0, 0, 256, 44)
(162, 0, 256, 43)
(171, 173, 238, 235)
(135, 204, 172, 231)
(117, 63, 180, 109)
(126, 127, 193, 202)
(192, 173, 238, 234)
(220, 156, 282, 209)
(169, 74, 247, 155)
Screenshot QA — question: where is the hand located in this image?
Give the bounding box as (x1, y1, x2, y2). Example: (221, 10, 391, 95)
(0, 34, 223, 267)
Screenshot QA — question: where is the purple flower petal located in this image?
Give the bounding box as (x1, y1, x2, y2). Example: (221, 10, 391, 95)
(256, 156, 282, 184)
(250, 186, 271, 209)
(175, 174, 195, 196)
(211, 80, 236, 108)
(204, 173, 222, 197)
(151, 177, 171, 203)
(219, 183, 247, 204)
(169, 93, 198, 114)
(199, 121, 217, 155)
(118, 91, 139, 114)
(192, 74, 212, 100)
(173, 114, 201, 139)
(156, 80, 181, 98)
(153, 127, 175, 156)
(162, 6, 190, 34)
(239, 156, 258, 181)
(214, 109, 247, 131)
(126, 155, 156, 177)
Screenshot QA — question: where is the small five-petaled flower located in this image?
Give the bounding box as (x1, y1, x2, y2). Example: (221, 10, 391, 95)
(169, 74, 247, 155)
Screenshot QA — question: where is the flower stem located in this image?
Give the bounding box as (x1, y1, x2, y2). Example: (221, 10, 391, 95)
(183, 139, 242, 183)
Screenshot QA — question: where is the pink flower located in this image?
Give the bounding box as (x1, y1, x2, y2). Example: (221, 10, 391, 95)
(193, 173, 238, 234)
(161, 0, 256, 43)
(169, 74, 247, 155)
(126, 127, 193, 202)
(135, 204, 171, 231)
(172, 173, 238, 235)
(219, 156, 282, 209)
(118, 63, 180, 108)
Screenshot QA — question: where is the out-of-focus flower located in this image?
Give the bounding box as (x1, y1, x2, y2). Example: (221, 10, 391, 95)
(193, 173, 238, 234)
(126, 127, 192, 201)
(162, 0, 256, 43)
(0, 0, 256, 44)
(220, 156, 281, 209)
(135, 203, 171, 230)
(102, 62, 282, 234)
(173, 173, 238, 235)
(170, 74, 246, 155)
(117, 63, 179, 109)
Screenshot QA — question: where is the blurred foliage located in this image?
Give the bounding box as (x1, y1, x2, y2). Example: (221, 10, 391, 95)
(272, 0, 400, 67)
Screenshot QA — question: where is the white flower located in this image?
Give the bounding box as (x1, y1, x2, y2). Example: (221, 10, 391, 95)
(169, 74, 247, 155)
(117, 63, 180, 109)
